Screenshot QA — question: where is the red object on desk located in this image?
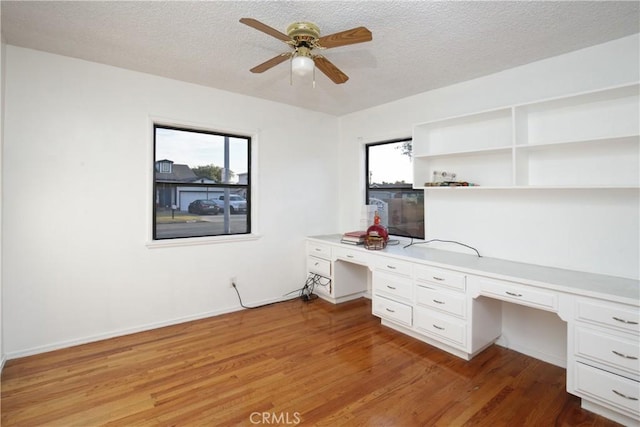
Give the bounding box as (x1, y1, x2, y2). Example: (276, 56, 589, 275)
(366, 212, 388, 242)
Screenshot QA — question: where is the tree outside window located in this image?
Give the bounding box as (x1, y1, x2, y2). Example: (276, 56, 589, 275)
(366, 139, 424, 239)
(153, 125, 251, 240)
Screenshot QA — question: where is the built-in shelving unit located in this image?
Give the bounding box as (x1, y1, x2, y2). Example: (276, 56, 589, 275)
(412, 83, 640, 190)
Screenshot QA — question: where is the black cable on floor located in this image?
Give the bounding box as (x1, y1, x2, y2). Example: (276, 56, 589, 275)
(232, 273, 331, 309)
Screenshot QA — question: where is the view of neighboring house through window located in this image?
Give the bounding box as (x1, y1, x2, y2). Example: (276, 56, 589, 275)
(366, 138, 425, 240)
(153, 124, 250, 240)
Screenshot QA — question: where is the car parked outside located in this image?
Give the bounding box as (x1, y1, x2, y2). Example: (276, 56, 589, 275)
(188, 199, 221, 215)
(217, 195, 247, 214)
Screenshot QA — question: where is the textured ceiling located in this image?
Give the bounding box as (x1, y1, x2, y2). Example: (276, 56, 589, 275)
(1, 1, 639, 116)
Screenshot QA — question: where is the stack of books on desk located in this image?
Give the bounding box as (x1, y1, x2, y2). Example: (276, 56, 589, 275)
(341, 230, 367, 245)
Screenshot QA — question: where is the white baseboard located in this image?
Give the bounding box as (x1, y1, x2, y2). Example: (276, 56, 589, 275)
(1, 353, 7, 373)
(5, 296, 288, 360)
(381, 319, 475, 361)
(581, 399, 637, 426)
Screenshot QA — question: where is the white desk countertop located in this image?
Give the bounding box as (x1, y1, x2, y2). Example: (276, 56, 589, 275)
(308, 234, 640, 306)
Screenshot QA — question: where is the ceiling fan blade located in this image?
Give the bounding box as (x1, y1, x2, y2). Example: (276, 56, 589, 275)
(314, 56, 349, 84)
(250, 53, 291, 73)
(317, 26, 372, 49)
(240, 18, 290, 43)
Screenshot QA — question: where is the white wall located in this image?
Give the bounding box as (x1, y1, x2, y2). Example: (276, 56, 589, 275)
(3, 34, 639, 362)
(339, 34, 640, 280)
(0, 37, 5, 369)
(2, 46, 340, 357)
(338, 34, 639, 366)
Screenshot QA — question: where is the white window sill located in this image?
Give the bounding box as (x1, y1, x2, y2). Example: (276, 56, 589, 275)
(146, 233, 261, 249)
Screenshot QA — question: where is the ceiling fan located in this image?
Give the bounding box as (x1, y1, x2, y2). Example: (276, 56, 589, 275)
(240, 18, 372, 84)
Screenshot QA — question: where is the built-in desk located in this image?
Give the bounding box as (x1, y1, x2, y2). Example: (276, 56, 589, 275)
(306, 234, 640, 426)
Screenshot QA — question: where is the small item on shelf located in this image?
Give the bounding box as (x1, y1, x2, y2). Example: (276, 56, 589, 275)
(432, 170, 457, 183)
(424, 181, 478, 187)
(364, 212, 388, 250)
(341, 230, 367, 245)
(428, 170, 476, 186)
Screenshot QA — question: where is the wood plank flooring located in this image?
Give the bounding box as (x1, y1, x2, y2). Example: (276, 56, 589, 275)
(1, 297, 622, 426)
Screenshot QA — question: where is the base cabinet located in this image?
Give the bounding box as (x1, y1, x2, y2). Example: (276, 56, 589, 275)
(567, 297, 640, 425)
(306, 241, 333, 298)
(372, 264, 501, 360)
(307, 236, 639, 425)
(305, 241, 370, 304)
(573, 363, 640, 421)
(372, 259, 414, 328)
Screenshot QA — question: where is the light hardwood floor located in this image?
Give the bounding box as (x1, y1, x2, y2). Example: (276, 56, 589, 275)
(1, 297, 621, 426)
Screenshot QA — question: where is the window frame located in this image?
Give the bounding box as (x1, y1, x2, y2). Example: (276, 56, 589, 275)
(365, 137, 425, 240)
(149, 122, 256, 246)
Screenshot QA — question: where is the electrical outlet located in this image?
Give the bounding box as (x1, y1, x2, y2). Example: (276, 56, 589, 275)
(230, 276, 237, 288)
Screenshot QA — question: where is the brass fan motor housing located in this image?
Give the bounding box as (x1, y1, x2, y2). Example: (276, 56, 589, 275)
(286, 21, 321, 45)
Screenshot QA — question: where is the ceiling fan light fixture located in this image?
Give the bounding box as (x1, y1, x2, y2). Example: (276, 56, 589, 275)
(291, 52, 314, 76)
(240, 18, 372, 84)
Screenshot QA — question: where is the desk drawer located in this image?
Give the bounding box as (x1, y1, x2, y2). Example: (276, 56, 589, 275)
(476, 277, 558, 312)
(373, 295, 412, 327)
(575, 326, 640, 376)
(307, 256, 331, 278)
(414, 307, 466, 347)
(376, 259, 412, 277)
(374, 271, 412, 302)
(415, 265, 466, 291)
(307, 242, 331, 260)
(574, 362, 640, 417)
(416, 285, 466, 318)
(576, 299, 639, 335)
(334, 246, 370, 266)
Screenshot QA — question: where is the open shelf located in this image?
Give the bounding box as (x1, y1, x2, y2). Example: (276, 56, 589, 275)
(412, 107, 512, 156)
(419, 185, 639, 190)
(514, 84, 639, 146)
(412, 83, 640, 190)
(515, 135, 639, 187)
(514, 134, 639, 152)
(413, 145, 512, 159)
(414, 150, 513, 189)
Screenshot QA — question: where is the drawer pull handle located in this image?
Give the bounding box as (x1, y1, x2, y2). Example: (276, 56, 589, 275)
(432, 276, 445, 281)
(612, 350, 638, 360)
(433, 299, 445, 304)
(505, 291, 523, 297)
(612, 389, 639, 401)
(346, 255, 354, 258)
(386, 285, 397, 290)
(612, 316, 639, 325)
(315, 248, 321, 252)
(432, 324, 445, 330)
(385, 308, 395, 313)
(387, 265, 397, 270)
(314, 262, 319, 266)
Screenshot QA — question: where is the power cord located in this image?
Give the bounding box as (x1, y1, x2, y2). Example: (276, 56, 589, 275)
(295, 273, 331, 301)
(232, 273, 331, 309)
(403, 238, 482, 257)
(232, 283, 298, 310)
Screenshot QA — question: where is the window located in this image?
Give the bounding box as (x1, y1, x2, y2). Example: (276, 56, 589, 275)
(366, 138, 424, 239)
(153, 124, 251, 240)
